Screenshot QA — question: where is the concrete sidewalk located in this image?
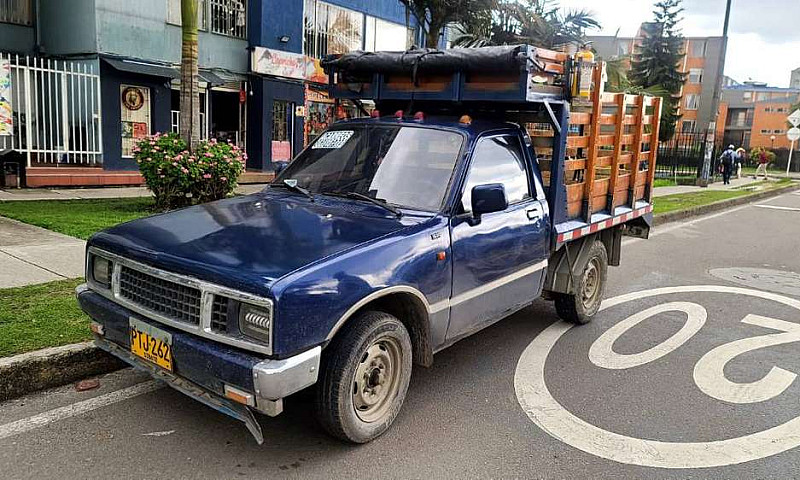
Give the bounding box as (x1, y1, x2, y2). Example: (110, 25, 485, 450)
(0, 217, 85, 288)
(0, 184, 268, 201)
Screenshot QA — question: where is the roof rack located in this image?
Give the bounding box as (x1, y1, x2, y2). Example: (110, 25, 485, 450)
(321, 45, 573, 108)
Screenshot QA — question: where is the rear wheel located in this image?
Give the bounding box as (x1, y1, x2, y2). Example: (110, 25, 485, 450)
(315, 311, 412, 443)
(554, 240, 608, 324)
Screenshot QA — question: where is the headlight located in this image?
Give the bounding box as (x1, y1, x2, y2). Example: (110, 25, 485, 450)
(239, 303, 272, 345)
(91, 255, 112, 288)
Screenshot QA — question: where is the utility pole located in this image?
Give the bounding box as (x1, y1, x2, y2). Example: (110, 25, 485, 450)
(699, 0, 732, 186)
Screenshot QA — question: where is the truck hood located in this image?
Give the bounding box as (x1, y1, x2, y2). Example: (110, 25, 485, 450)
(89, 191, 428, 296)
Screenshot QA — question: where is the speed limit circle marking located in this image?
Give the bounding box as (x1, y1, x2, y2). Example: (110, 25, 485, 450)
(514, 285, 800, 469)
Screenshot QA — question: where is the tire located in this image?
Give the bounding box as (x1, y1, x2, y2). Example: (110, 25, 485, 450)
(314, 310, 413, 443)
(554, 240, 608, 324)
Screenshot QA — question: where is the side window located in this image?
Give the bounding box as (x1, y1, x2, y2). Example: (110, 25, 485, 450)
(461, 135, 531, 212)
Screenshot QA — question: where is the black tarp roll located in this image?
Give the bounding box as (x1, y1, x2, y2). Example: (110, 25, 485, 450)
(322, 45, 529, 76)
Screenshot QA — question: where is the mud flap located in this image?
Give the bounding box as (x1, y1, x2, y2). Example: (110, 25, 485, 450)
(95, 338, 265, 445)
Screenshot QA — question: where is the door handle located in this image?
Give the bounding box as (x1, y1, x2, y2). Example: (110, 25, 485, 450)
(526, 207, 542, 220)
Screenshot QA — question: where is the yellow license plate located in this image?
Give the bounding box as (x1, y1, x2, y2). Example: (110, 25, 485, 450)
(129, 317, 173, 371)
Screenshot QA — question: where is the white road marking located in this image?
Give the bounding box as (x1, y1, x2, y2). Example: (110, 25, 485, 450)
(694, 314, 800, 404)
(514, 285, 800, 469)
(142, 429, 175, 437)
(589, 302, 707, 370)
(0, 381, 161, 441)
(754, 204, 800, 212)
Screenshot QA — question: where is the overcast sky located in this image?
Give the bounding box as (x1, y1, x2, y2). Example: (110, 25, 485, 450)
(557, 0, 799, 87)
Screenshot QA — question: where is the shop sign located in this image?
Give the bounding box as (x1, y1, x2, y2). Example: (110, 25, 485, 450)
(251, 47, 328, 84)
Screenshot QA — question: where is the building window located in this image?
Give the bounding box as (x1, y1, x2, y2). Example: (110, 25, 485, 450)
(690, 40, 706, 57)
(617, 42, 630, 56)
(304, 0, 365, 59)
(688, 68, 703, 84)
(756, 92, 768, 101)
(684, 94, 700, 110)
(365, 16, 412, 52)
(209, 0, 246, 38)
(743, 91, 752, 102)
(773, 129, 785, 135)
(167, 0, 207, 29)
(0, 0, 32, 26)
(760, 129, 770, 135)
(681, 120, 696, 133)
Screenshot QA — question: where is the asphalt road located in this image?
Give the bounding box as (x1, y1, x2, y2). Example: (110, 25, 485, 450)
(3, 191, 800, 479)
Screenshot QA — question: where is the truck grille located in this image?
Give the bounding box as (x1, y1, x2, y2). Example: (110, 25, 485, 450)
(210, 295, 230, 333)
(119, 266, 202, 325)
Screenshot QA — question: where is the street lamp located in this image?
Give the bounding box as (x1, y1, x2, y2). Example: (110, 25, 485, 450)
(771, 135, 776, 150)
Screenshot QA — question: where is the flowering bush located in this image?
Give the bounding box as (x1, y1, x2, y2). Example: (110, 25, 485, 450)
(749, 146, 776, 165)
(133, 132, 246, 210)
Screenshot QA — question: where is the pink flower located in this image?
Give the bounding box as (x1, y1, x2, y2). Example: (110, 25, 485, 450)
(149, 141, 155, 146)
(220, 176, 227, 181)
(153, 146, 161, 151)
(187, 158, 194, 163)
(173, 139, 178, 144)
(159, 174, 165, 178)
(174, 154, 182, 161)
(202, 173, 212, 179)
(181, 167, 189, 174)
(204, 152, 213, 158)
(242, 153, 248, 160)
(172, 162, 178, 167)
(145, 157, 152, 162)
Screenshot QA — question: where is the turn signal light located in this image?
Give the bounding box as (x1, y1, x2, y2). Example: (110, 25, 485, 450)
(459, 115, 472, 125)
(224, 384, 255, 407)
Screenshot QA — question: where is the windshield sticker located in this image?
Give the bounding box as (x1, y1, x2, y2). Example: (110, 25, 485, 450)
(312, 130, 354, 149)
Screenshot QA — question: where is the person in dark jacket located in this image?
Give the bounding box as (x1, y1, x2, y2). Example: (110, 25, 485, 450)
(720, 145, 736, 185)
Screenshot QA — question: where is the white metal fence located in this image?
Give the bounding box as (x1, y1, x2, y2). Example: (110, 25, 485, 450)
(0, 53, 103, 166)
(209, 0, 247, 39)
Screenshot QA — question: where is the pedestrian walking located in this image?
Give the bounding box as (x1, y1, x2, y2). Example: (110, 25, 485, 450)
(736, 147, 746, 179)
(720, 145, 736, 185)
(755, 149, 770, 180)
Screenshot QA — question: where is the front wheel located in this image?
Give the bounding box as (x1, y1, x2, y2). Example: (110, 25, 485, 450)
(554, 240, 608, 324)
(314, 311, 412, 443)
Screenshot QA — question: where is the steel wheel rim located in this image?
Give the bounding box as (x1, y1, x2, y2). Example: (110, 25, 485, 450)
(582, 258, 601, 308)
(352, 336, 403, 423)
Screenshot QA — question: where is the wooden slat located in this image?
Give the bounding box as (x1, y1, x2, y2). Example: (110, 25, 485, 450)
(641, 133, 652, 144)
(567, 136, 590, 148)
(601, 92, 621, 103)
(597, 134, 615, 147)
(581, 63, 604, 221)
(641, 115, 652, 125)
(565, 159, 586, 171)
(619, 153, 633, 164)
(635, 175, 650, 187)
(627, 95, 646, 208)
(646, 97, 662, 202)
(593, 178, 610, 195)
(623, 115, 638, 125)
(599, 114, 617, 125)
(570, 112, 591, 125)
(620, 134, 636, 145)
(625, 94, 640, 104)
(566, 183, 584, 202)
(616, 174, 631, 191)
(543, 62, 564, 74)
(606, 93, 627, 213)
(535, 47, 568, 62)
(596, 156, 613, 168)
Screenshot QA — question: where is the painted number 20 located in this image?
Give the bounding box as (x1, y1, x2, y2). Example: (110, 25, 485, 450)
(587, 301, 800, 404)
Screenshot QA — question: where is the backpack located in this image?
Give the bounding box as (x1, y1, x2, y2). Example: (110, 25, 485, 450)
(721, 150, 734, 165)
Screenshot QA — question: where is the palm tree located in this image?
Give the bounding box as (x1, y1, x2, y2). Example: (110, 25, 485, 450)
(451, 0, 599, 49)
(400, 0, 494, 48)
(180, 0, 200, 151)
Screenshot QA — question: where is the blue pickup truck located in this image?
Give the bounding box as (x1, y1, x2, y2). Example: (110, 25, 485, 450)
(77, 46, 661, 444)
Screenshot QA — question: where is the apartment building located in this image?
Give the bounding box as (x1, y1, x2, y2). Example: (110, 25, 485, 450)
(791, 67, 800, 90)
(588, 29, 725, 136)
(717, 81, 800, 150)
(0, 0, 424, 186)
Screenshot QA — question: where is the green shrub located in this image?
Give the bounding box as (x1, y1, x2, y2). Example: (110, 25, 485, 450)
(749, 146, 776, 165)
(134, 133, 246, 210)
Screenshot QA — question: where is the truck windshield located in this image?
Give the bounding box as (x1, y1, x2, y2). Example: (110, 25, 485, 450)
(273, 125, 464, 212)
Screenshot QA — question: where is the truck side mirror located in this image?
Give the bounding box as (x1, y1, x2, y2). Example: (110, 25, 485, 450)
(471, 184, 508, 217)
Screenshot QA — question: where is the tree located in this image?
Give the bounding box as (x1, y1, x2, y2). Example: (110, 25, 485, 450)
(451, 0, 600, 50)
(400, 0, 494, 48)
(180, 0, 201, 151)
(629, 0, 686, 142)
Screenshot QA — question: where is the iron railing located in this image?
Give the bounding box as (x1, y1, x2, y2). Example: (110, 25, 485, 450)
(656, 131, 724, 181)
(0, 53, 103, 166)
(209, 0, 246, 39)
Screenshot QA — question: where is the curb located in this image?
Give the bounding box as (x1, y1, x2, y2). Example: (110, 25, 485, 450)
(0, 342, 125, 402)
(653, 183, 800, 226)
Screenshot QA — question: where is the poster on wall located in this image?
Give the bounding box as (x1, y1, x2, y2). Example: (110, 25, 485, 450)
(271, 141, 292, 162)
(305, 86, 334, 146)
(0, 60, 13, 136)
(120, 85, 150, 157)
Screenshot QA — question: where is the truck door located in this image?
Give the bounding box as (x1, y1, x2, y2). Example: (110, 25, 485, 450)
(446, 134, 549, 341)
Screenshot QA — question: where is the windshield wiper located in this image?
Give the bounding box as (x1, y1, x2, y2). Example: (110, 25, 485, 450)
(330, 191, 402, 217)
(272, 180, 314, 202)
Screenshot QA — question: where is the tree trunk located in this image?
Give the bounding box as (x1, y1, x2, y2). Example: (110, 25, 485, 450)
(180, 0, 200, 152)
(426, 20, 443, 48)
